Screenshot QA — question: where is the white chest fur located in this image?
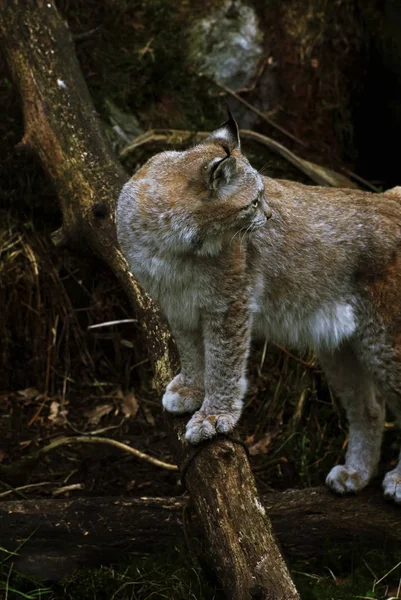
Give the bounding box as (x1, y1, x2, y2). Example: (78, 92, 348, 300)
(128, 247, 212, 330)
(253, 297, 356, 350)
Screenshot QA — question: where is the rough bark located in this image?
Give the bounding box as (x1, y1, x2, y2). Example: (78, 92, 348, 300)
(1, 487, 400, 580)
(0, 1, 299, 598)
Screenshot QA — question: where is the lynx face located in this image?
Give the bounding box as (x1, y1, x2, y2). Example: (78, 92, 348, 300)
(120, 118, 272, 258)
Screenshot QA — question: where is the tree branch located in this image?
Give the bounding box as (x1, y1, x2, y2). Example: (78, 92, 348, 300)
(1, 488, 399, 580)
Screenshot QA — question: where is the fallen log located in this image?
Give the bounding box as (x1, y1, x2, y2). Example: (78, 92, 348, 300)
(0, 1, 299, 597)
(1, 487, 400, 580)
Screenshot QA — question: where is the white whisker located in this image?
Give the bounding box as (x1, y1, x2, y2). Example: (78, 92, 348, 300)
(240, 224, 253, 244)
(230, 227, 243, 245)
(258, 162, 271, 176)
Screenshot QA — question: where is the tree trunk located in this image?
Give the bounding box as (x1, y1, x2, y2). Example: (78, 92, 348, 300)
(1, 488, 399, 580)
(0, 1, 299, 598)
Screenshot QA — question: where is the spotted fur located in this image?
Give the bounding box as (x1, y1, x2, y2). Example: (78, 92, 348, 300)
(117, 117, 401, 503)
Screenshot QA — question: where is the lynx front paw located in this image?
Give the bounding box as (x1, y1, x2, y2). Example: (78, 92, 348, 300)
(162, 375, 203, 415)
(185, 410, 238, 444)
(326, 465, 370, 495)
(383, 470, 401, 504)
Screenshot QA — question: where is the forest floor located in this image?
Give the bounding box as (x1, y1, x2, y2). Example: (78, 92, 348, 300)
(1, 330, 400, 600)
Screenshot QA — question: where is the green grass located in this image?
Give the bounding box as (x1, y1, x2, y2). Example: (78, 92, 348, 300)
(0, 546, 222, 600)
(1, 543, 400, 600)
(293, 546, 401, 600)
(0, 567, 52, 600)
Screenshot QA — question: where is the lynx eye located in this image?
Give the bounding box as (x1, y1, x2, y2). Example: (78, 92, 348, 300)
(241, 194, 262, 212)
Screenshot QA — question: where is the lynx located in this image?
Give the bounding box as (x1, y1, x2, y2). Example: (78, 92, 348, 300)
(117, 115, 401, 503)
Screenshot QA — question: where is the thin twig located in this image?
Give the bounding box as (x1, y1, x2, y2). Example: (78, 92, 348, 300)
(194, 70, 308, 148)
(5, 562, 12, 600)
(73, 26, 102, 42)
(0, 481, 53, 499)
(339, 165, 380, 192)
(87, 318, 137, 330)
(119, 129, 204, 160)
(48, 436, 178, 470)
(240, 129, 358, 188)
(272, 343, 316, 369)
(0, 436, 178, 484)
(66, 416, 126, 436)
(53, 483, 85, 496)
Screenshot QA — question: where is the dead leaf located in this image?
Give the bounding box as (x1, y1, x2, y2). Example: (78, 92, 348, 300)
(19, 440, 32, 449)
(53, 483, 85, 496)
(137, 481, 152, 489)
(48, 401, 60, 423)
(48, 400, 69, 426)
(386, 584, 401, 598)
(122, 392, 139, 419)
(141, 403, 155, 426)
(248, 433, 274, 456)
(17, 387, 40, 403)
(138, 37, 154, 60)
(332, 576, 350, 586)
(130, 22, 144, 30)
(85, 403, 114, 425)
(245, 434, 255, 446)
(126, 480, 136, 491)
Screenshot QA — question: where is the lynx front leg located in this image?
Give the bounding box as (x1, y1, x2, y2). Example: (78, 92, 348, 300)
(185, 302, 251, 444)
(319, 343, 385, 495)
(162, 328, 204, 415)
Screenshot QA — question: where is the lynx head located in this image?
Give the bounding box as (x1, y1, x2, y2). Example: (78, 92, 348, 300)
(117, 115, 272, 258)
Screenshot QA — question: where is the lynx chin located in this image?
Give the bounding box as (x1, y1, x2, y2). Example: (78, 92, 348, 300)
(117, 115, 401, 503)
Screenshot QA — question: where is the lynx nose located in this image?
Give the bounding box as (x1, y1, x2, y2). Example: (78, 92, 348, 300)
(265, 206, 272, 219)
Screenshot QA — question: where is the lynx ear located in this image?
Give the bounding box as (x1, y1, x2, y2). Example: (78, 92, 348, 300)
(207, 111, 240, 153)
(210, 156, 237, 190)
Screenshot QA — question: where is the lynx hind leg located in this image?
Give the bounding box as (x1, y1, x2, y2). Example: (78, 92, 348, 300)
(319, 344, 385, 495)
(162, 374, 204, 415)
(383, 457, 401, 504)
(379, 364, 401, 504)
(356, 329, 401, 503)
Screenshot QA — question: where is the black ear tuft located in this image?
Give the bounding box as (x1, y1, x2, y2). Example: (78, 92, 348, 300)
(206, 111, 240, 153)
